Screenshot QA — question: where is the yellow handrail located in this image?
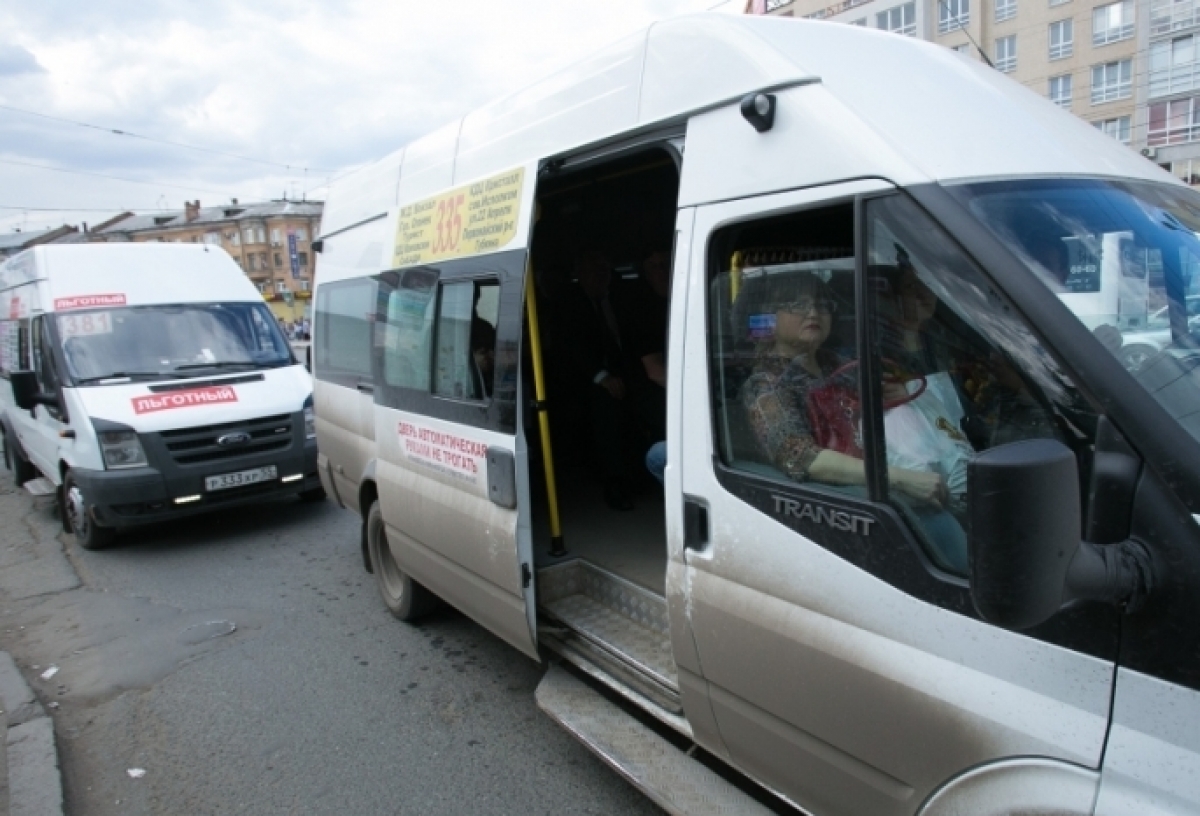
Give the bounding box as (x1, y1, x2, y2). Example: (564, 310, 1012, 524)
(524, 264, 566, 556)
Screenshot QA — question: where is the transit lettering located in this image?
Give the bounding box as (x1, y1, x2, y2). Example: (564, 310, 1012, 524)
(771, 494, 875, 536)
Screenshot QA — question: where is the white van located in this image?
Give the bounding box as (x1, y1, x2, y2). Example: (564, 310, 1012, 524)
(313, 15, 1200, 816)
(0, 243, 323, 549)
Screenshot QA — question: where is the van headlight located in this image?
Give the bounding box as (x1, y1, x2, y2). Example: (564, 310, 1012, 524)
(304, 406, 316, 439)
(99, 431, 148, 469)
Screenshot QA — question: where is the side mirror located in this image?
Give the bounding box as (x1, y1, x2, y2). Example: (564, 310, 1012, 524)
(968, 439, 1153, 630)
(10, 371, 41, 411)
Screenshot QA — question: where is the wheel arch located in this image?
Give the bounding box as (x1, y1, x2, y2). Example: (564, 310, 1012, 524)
(358, 467, 378, 575)
(917, 757, 1100, 816)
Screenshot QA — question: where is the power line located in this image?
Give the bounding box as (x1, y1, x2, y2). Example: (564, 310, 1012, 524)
(0, 102, 335, 174)
(0, 158, 240, 197)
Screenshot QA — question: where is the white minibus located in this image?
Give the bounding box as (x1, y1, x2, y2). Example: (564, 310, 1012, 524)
(1, 243, 323, 549)
(312, 15, 1200, 815)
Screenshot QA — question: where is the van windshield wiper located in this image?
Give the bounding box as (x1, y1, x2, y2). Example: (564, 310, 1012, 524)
(173, 360, 258, 371)
(75, 371, 181, 384)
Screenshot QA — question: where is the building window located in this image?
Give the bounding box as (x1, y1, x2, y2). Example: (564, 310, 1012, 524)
(939, 0, 969, 33)
(294, 227, 308, 241)
(1094, 116, 1132, 142)
(298, 252, 309, 269)
(850, 17, 867, 24)
(877, 3, 916, 35)
(256, 282, 268, 295)
(952, 43, 972, 53)
(1049, 73, 1074, 107)
(1150, 36, 1200, 98)
(1151, 0, 1200, 37)
(274, 252, 282, 268)
(229, 231, 240, 247)
(204, 232, 221, 245)
(300, 279, 311, 292)
(1050, 0, 1071, 6)
(1049, 19, 1074, 59)
(995, 35, 1017, 72)
(270, 228, 280, 245)
(248, 254, 257, 272)
(242, 228, 255, 245)
(1093, 0, 1135, 45)
(1149, 96, 1200, 145)
(996, 0, 1017, 21)
(1092, 59, 1133, 103)
(275, 280, 289, 294)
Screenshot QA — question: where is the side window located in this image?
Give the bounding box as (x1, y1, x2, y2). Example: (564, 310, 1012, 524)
(379, 267, 439, 391)
(31, 317, 64, 417)
(865, 193, 1097, 576)
(314, 278, 376, 386)
(709, 203, 862, 499)
(433, 280, 499, 401)
(0, 319, 26, 375)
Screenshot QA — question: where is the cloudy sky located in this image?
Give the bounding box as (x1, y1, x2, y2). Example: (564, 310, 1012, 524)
(0, 0, 740, 234)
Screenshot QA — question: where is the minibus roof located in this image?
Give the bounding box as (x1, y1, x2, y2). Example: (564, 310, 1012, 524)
(320, 13, 1172, 237)
(0, 244, 264, 309)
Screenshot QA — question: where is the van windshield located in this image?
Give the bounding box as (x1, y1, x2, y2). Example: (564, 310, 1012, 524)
(950, 178, 1200, 442)
(56, 302, 293, 384)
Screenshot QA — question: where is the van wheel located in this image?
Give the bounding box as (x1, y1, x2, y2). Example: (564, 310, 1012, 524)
(64, 471, 116, 551)
(6, 437, 36, 486)
(366, 501, 437, 621)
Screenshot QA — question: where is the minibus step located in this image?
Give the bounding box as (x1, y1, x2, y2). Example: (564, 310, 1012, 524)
(22, 478, 55, 497)
(536, 664, 778, 816)
(538, 560, 677, 690)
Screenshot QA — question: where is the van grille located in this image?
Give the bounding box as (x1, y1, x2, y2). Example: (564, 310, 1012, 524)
(158, 414, 293, 465)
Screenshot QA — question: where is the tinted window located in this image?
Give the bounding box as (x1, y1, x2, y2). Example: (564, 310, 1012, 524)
(433, 280, 499, 401)
(314, 278, 375, 387)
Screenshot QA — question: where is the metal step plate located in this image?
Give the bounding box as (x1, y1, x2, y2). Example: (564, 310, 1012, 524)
(543, 592, 677, 689)
(536, 664, 777, 816)
(22, 478, 55, 497)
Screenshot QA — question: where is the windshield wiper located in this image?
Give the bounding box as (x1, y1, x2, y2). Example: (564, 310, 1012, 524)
(173, 360, 259, 371)
(75, 371, 182, 384)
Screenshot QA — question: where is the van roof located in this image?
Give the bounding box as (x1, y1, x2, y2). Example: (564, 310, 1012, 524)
(320, 13, 1170, 237)
(0, 243, 263, 309)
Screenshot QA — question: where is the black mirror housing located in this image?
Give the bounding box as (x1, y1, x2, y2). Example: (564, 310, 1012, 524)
(968, 439, 1082, 629)
(10, 371, 40, 411)
(968, 438, 1154, 630)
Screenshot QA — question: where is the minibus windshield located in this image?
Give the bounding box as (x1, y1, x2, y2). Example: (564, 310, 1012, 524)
(56, 302, 293, 384)
(952, 178, 1200, 443)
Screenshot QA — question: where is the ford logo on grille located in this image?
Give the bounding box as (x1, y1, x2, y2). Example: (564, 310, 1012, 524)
(217, 432, 252, 448)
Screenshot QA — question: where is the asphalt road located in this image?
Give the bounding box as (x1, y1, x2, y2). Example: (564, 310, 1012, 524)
(0, 471, 662, 816)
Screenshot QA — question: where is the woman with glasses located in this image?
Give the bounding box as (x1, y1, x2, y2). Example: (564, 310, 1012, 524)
(740, 271, 950, 510)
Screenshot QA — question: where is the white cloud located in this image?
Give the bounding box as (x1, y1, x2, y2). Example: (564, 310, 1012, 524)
(0, 0, 739, 233)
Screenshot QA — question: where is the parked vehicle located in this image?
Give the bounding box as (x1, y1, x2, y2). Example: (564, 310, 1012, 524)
(312, 15, 1200, 815)
(0, 243, 323, 549)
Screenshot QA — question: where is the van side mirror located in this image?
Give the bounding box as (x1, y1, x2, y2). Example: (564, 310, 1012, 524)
(968, 439, 1153, 630)
(10, 371, 42, 411)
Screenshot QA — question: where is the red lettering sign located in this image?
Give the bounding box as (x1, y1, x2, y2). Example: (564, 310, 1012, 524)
(132, 386, 238, 415)
(54, 293, 127, 311)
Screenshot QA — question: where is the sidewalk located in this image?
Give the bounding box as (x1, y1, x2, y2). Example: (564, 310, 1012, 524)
(0, 650, 63, 816)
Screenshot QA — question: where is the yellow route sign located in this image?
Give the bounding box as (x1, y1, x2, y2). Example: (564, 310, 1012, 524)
(392, 167, 525, 267)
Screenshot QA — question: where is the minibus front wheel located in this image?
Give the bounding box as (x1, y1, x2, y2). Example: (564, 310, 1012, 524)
(365, 501, 438, 621)
(63, 470, 116, 551)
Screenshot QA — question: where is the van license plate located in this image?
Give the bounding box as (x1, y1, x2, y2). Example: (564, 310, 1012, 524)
(205, 466, 277, 492)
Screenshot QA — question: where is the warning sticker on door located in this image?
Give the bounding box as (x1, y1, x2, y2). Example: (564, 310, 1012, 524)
(54, 293, 127, 311)
(397, 421, 486, 484)
(132, 386, 238, 415)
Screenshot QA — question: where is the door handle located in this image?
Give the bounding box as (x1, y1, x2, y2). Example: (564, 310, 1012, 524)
(684, 499, 709, 551)
(355, 382, 375, 395)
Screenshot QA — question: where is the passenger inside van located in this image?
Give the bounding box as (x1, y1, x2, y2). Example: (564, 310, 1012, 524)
(738, 268, 970, 573)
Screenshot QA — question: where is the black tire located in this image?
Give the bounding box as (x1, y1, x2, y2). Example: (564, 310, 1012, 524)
(366, 501, 437, 621)
(298, 485, 327, 503)
(8, 438, 37, 486)
(1119, 343, 1158, 372)
(63, 471, 117, 551)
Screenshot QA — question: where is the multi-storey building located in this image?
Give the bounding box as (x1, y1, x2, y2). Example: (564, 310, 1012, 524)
(750, 0, 1192, 184)
(94, 199, 322, 321)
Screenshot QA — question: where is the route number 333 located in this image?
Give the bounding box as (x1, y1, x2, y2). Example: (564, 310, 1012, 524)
(431, 193, 466, 255)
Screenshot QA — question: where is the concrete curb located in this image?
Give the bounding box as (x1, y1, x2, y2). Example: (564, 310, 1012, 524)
(0, 651, 63, 816)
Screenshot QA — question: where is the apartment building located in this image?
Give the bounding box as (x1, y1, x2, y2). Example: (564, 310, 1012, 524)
(751, 0, 1192, 183)
(95, 199, 322, 320)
